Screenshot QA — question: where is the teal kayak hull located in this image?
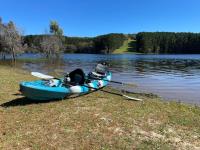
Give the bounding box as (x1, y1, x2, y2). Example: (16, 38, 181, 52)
(20, 72, 112, 101)
(20, 80, 70, 100)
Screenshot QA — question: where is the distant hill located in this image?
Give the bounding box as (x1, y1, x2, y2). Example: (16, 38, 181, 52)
(112, 38, 138, 54)
(22, 32, 200, 54)
(23, 33, 127, 54)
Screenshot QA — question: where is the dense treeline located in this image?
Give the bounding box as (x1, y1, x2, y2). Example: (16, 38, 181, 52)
(94, 34, 127, 53)
(2, 14, 200, 57)
(64, 37, 94, 53)
(23, 35, 44, 52)
(23, 33, 127, 54)
(136, 32, 200, 54)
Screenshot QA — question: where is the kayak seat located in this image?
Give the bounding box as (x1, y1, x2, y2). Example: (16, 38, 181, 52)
(95, 63, 108, 75)
(88, 63, 108, 80)
(64, 68, 85, 86)
(88, 71, 105, 80)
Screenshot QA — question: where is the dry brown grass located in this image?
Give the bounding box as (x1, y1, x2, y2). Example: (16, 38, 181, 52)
(0, 65, 200, 150)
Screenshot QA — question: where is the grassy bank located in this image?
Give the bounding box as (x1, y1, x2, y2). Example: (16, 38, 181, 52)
(0, 66, 200, 149)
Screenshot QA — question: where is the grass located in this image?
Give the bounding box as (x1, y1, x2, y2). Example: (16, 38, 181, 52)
(0, 65, 200, 149)
(113, 39, 140, 54)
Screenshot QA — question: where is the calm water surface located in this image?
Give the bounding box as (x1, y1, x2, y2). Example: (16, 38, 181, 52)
(1, 54, 200, 104)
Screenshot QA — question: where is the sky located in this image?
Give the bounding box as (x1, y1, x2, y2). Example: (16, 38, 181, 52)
(0, 0, 200, 37)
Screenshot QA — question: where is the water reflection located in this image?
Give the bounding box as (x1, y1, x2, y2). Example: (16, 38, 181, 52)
(1, 54, 200, 104)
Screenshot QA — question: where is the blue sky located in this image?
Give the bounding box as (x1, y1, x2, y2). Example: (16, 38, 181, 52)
(0, 0, 199, 37)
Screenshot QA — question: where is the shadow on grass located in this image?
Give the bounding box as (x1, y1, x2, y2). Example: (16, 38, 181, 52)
(0, 92, 94, 108)
(0, 88, 144, 108)
(0, 97, 62, 108)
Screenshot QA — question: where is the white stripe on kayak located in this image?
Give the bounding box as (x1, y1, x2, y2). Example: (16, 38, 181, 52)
(69, 86, 82, 93)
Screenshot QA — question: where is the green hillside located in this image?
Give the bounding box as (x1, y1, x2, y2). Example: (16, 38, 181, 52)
(112, 39, 138, 54)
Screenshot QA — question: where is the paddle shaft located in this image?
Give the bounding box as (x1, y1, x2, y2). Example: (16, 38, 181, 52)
(31, 72, 141, 101)
(90, 76, 123, 84)
(83, 85, 142, 101)
(91, 76, 137, 87)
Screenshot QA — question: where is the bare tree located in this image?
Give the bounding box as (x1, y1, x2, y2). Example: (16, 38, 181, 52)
(40, 35, 62, 58)
(40, 20, 64, 58)
(5, 21, 22, 60)
(0, 17, 6, 59)
(0, 19, 22, 61)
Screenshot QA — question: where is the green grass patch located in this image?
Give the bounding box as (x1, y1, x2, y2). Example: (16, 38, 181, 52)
(0, 66, 200, 149)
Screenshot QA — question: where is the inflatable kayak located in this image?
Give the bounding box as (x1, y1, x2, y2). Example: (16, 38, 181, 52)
(19, 71, 112, 101)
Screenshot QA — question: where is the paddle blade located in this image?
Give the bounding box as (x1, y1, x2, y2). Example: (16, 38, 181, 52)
(31, 72, 54, 79)
(122, 94, 143, 101)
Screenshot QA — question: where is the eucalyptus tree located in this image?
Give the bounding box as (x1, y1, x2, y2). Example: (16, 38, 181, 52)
(0, 20, 8, 59)
(40, 35, 62, 58)
(0, 17, 3, 58)
(40, 20, 64, 58)
(0, 18, 22, 60)
(4, 21, 22, 60)
(50, 20, 63, 36)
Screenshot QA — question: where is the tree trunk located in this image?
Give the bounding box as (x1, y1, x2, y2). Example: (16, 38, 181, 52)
(2, 53, 6, 60)
(106, 46, 109, 54)
(1, 53, 5, 60)
(11, 47, 16, 61)
(1, 52, 7, 60)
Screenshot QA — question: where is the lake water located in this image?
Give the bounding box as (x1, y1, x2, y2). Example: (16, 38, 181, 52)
(1, 53, 200, 104)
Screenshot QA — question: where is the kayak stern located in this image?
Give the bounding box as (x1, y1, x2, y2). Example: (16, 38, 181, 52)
(20, 81, 70, 100)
